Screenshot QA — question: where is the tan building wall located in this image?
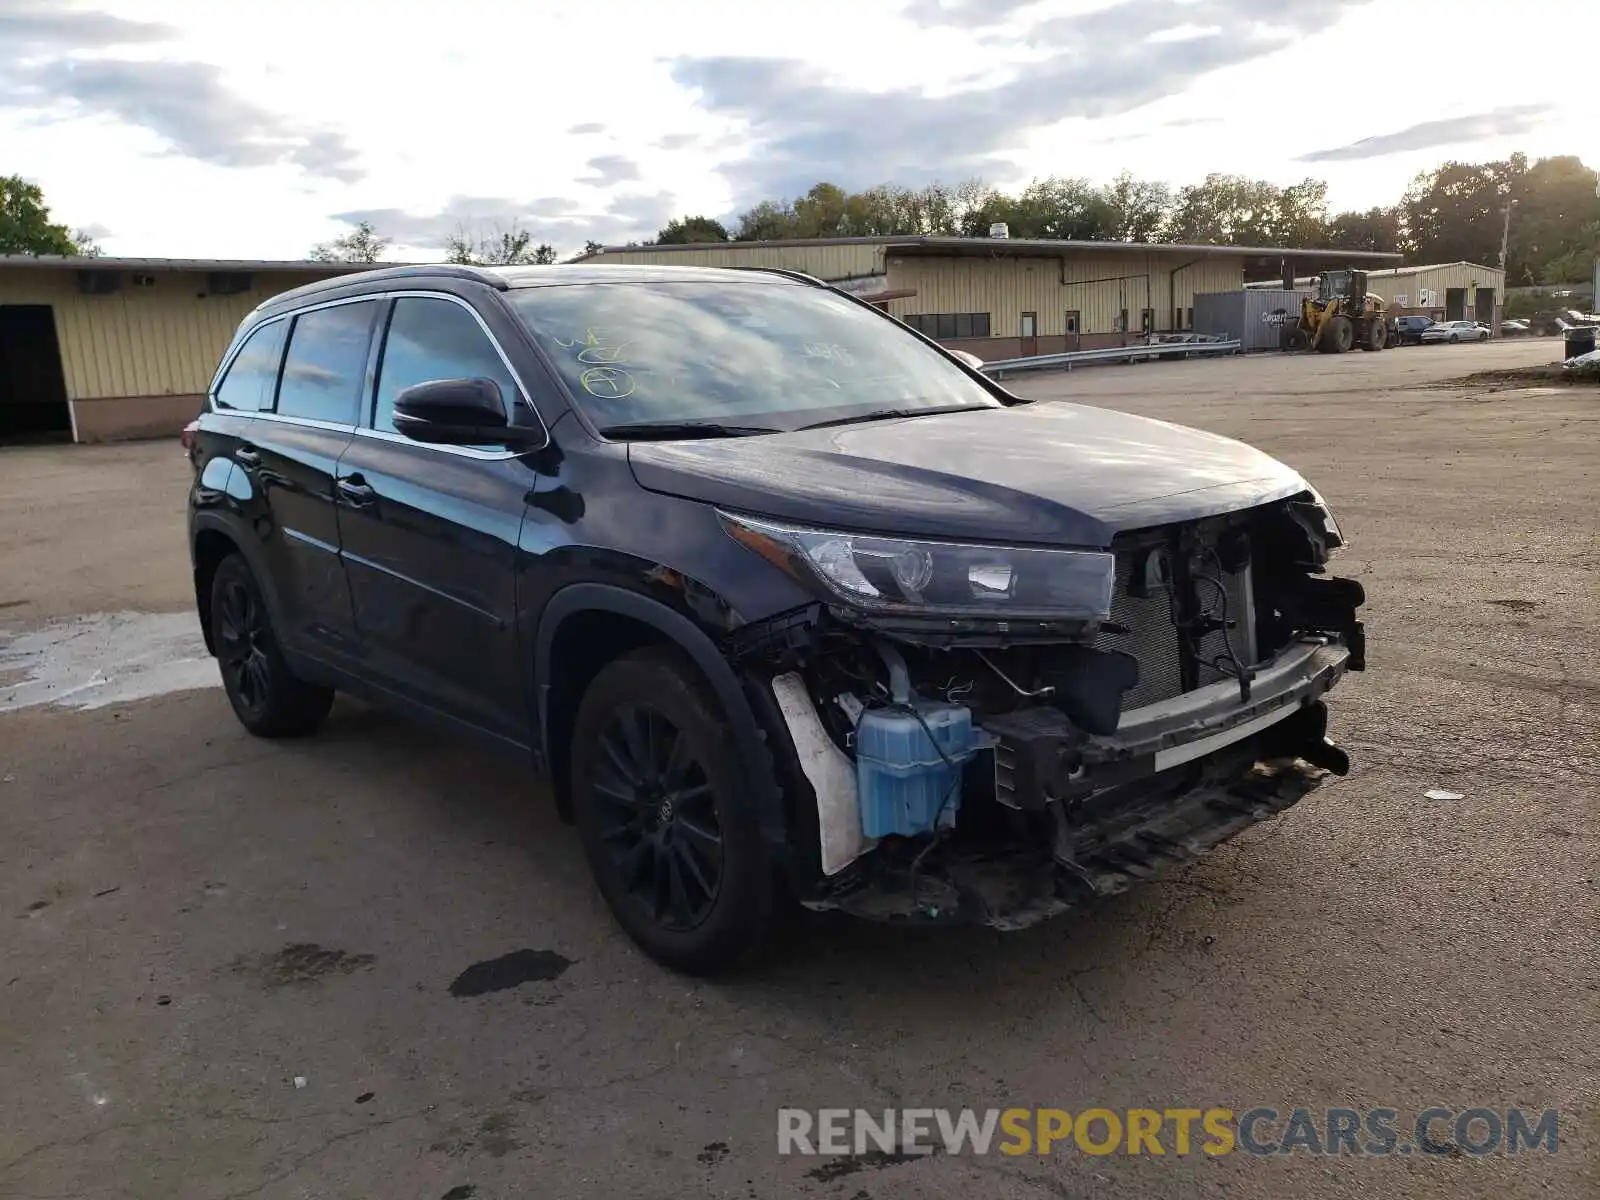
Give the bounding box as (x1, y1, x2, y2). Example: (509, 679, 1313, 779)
(1363, 262, 1505, 318)
(588, 239, 1250, 357)
(0, 265, 344, 442)
(881, 252, 1243, 342)
(588, 241, 884, 282)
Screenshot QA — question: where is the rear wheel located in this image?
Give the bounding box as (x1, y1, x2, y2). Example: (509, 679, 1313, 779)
(1360, 319, 1387, 351)
(1317, 315, 1354, 353)
(1449, 333, 1460, 343)
(210, 554, 334, 737)
(570, 647, 777, 974)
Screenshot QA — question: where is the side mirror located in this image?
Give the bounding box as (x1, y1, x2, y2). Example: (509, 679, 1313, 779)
(391, 377, 540, 446)
(950, 349, 986, 371)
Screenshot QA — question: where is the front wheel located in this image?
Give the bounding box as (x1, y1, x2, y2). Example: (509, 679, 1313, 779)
(210, 553, 334, 737)
(1479, 331, 1488, 341)
(570, 647, 777, 974)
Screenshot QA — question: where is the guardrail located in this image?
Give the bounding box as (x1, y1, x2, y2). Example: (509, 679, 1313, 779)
(979, 338, 1242, 378)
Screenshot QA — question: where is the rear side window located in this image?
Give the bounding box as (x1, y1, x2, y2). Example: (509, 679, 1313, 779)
(213, 319, 287, 411)
(371, 297, 519, 434)
(276, 301, 378, 424)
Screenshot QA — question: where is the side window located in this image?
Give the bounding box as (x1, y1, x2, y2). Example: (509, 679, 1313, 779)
(276, 301, 378, 425)
(372, 297, 520, 434)
(213, 319, 287, 411)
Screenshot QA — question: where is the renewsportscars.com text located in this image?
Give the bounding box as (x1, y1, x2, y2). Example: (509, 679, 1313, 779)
(777, 1106, 1560, 1158)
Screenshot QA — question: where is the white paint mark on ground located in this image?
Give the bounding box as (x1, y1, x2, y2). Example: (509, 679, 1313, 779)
(0, 611, 218, 713)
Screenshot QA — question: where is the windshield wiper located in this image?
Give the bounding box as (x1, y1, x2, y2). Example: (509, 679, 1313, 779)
(597, 420, 783, 440)
(797, 404, 995, 431)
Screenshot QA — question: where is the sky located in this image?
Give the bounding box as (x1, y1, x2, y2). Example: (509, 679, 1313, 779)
(2, 0, 1592, 261)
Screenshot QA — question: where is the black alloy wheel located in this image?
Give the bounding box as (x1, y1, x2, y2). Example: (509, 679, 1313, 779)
(570, 647, 777, 974)
(209, 553, 334, 737)
(591, 703, 724, 931)
(216, 574, 271, 719)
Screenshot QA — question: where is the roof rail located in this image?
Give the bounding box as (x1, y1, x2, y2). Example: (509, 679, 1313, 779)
(723, 265, 831, 288)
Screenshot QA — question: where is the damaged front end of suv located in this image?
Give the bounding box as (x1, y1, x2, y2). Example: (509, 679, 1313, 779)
(721, 490, 1364, 929)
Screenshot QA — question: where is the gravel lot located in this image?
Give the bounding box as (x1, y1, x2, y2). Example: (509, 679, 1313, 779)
(2, 337, 1595, 1199)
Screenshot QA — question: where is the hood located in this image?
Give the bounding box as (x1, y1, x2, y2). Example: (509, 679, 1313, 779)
(627, 401, 1308, 547)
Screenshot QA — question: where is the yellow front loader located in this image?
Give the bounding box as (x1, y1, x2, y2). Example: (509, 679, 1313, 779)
(1282, 269, 1389, 353)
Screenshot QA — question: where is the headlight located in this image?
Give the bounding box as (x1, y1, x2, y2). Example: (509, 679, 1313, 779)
(1303, 486, 1346, 553)
(719, 511, 1115, 621)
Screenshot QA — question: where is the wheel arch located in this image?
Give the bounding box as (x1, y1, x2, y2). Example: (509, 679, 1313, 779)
(190, 514, 283, 657)
(534, 584, 797, 868)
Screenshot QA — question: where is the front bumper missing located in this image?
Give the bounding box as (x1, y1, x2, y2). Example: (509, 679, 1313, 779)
(805, 742, 1334, 930)
(799, 640, 1355, 930)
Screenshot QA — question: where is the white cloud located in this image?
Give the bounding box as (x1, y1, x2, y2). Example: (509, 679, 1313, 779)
(0, 0, 1584, 259)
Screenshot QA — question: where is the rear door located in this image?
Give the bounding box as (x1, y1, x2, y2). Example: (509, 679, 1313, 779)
(215, 299, 377, 656)
(332, 292, 540, 742)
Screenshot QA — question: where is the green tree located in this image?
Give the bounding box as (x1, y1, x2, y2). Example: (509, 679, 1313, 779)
(1401, 155, 1526, 270)
(309, 219, 389, 263)
(445, 221, 555, 265)
(1504, 155, 1600, 284)
(1098, 172, 1172, 242)
(733, 198, 798, 241)
(655, 215, 730, 244)
(1, 175, 80, 256)
(1326, 206, 1402, 254)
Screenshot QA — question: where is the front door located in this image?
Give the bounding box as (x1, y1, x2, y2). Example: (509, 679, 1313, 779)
(1020, 311, 1038, 357)
(333, 293, 537, 741)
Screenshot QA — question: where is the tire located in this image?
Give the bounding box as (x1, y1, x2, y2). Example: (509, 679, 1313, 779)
(210, 553, 335, 737)
(1360, 320, 1387, 351)
(570, 646, 776, 975)
(1282, 327, 1309, 352)
(1317, 315, 1354, 353)
(1479, 331, 1488, 341)
(1449, 334, 1460, 343)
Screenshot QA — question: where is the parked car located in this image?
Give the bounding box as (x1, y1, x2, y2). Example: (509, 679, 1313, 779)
(185, 264, 1365, 974)
(1390, 315, 1435, 345)
(1420, 320, 1490, 344)
(1500, 320, 1531, 337)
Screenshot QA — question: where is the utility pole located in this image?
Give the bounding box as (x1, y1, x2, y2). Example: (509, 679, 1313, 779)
(1498, 199, 1516, 273)
(1496, 199, 1516, 337)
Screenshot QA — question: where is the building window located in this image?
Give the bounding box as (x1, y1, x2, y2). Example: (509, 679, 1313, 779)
(1064, 309, 1080, 335)
(1141, 308, 1155, 334)
(1173, 306, 1184, 330)
(1116, 309, 1129, 332)
(905, 312, 991, 340)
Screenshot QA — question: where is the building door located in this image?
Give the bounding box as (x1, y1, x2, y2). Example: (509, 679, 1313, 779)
(1020, 312, 1037, 357)
(1064, 309, 1080, 349)
(0, 306, 72, 444)
(1445, 288, 1467, 322)
(1475, 288, 1496, 326)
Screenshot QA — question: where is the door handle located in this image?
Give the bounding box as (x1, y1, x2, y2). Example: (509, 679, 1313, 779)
(234, 446, 261, 467)
(336, 476, 377, 507)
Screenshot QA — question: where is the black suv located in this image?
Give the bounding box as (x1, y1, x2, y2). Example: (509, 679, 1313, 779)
(186, 263, 1365, 973)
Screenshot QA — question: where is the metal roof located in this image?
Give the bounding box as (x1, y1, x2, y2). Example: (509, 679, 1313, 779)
(576, 234, 1402, 262)
(0, 254, 399, 273)
(1361, 261, 1502, 277)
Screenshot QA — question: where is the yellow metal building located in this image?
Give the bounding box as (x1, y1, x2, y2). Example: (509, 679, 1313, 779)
(1249, 261, 1507, 324)
(578, 235, 1400, 359)
(1360, 262, 1505, 323)
(0, 256, 380, 444)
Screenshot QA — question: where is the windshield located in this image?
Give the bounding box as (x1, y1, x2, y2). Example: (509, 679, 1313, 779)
(506, 280, 1000, 434)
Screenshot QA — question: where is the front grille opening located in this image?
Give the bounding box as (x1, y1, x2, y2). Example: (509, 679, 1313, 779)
(1092, 527, 1258, 711)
